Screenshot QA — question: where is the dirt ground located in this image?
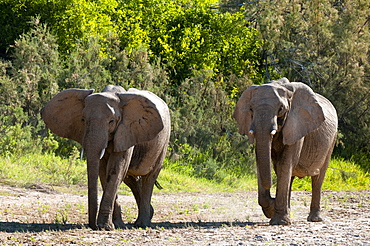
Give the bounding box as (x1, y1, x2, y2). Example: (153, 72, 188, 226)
(0, 184, 369, 245)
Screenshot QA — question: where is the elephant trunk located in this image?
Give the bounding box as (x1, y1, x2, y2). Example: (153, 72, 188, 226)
(86, 157, 99, 230)
(255, 135, 272, 190)
(83, 124, 109, 230)
(254, 119, 276, 218)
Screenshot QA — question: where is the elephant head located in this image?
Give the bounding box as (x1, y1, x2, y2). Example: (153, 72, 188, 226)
(41, 86, 164, 229)
(234, 78, 325, 214)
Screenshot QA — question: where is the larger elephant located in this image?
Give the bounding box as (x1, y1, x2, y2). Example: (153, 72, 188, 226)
(234, 78, 337, 225)
(41, 85, 170, 230)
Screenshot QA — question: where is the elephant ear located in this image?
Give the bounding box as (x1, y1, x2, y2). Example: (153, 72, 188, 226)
(41, 89, 94, 144)
(282, 82, 325, 145)
(233, 85, 258, 143)
(114, 92, 164, 152)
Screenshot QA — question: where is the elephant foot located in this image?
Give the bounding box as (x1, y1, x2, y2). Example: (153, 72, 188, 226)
(307, 210, 323, 222)
(97, 213, 115, 231)
(133, 205, 154, 228)
(97, 220, 115, 230)
(113, 217, 125, 229)
(89, 223, 98, 230)
(133, 216, 151, 228)
(261, 198, 275, 218)
(262, 206, 275, 219)
(269, 213, 291, 225)
(113, 204, 125, 229)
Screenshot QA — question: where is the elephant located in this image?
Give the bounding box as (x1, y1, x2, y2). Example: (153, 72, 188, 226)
(41, 85, 170, 230)
(234, 78, 338, 225)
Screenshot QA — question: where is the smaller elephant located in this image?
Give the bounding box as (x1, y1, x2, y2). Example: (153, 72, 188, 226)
(41, 85, 170, 230)
(234, 78, 338, 225)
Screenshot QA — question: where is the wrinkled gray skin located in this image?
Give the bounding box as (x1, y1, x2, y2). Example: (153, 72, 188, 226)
(234, 78, 337, 225)
(41, 85, 170, 230)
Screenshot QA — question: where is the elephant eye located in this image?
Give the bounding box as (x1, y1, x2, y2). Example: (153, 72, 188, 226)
(81, 118, 85, 122)
(109, 119, 114, 125)
(278, 105, 286, 117)
(278, 106, 284, 113)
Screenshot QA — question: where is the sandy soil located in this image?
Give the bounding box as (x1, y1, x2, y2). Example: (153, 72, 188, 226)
(0, 184, 369, 245)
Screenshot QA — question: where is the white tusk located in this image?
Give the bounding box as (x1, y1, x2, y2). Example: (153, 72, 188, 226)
(100, 149, 106, 159)
(270, 130, 277, 135)
(249, 130, 254, 135)
(80, 149, 84, 161)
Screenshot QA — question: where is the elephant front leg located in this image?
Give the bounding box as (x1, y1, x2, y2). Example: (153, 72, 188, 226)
(270, 174, 292, 225)
(258, 186, 275, 219)
(97, 149, 133, 230)
(270, 162, 293, 225)
(270, 143, 303, 225)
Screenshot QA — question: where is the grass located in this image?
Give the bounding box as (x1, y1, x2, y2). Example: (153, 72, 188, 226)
(157, 168, 256, 193)
(292, 157, 370, 191)
(0, 153, 87, 188)
(0, 153, 368, 194)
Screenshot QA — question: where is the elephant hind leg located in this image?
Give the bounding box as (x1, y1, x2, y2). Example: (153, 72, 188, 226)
(124, 175, 154, 227)
(308, 154, 331, 222)
(112, 197, 125, 229)
(126, 148, 166, 228)
(308, 173, 325, 222)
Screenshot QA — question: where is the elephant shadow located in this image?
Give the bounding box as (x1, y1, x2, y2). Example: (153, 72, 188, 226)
(0, 221, 268, 233)
(139, 221, 267, 229)
(0, 221, 84, 233)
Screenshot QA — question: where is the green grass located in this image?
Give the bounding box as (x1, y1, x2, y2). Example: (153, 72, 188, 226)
(0, 153, 87, 187)
(292, 157, 370, 191)
(156, 168, 257, 193)
(0, 154, 368, 194)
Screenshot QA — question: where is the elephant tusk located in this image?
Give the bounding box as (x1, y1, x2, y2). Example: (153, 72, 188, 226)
(270, 130, 277, 135)
(100, 149, 105, 159)
(249, 130, 254, 135)
(80, 149, 84, 161)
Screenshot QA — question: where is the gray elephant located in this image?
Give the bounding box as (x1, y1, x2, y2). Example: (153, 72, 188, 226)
(234, 78, 337, 225)
(41, 85, 170, 230)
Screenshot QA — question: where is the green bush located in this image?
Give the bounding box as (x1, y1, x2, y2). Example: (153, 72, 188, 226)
(239, 0, 370, 158)
(0, 0, 368, 189)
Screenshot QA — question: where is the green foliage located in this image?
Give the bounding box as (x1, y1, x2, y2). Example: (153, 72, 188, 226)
(0, 107, 40, 156)
(0, 0, 368, 191)
(239, 0, 370, 160)
(0, 0, 118, 55)
(0, 0, 261, 84)
(0, 19, 61, 157)
(165, 134, 255, 183)
(140, 3, 261, 81)
(51, 0, 118, 54)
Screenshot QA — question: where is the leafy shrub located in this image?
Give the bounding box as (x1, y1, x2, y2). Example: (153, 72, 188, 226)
(240, 0, 370, 158)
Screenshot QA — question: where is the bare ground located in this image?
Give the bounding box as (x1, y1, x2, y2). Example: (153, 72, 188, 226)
(0, 185, 369, 245)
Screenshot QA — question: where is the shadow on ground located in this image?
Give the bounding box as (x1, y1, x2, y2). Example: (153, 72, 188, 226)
(0, 221, 268, 233)
(0, 222, 84, 233)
